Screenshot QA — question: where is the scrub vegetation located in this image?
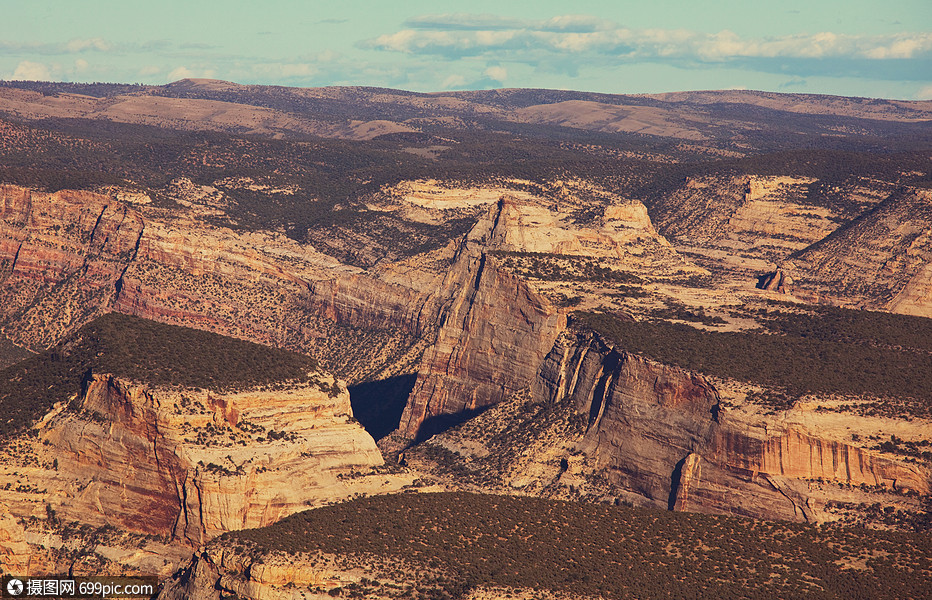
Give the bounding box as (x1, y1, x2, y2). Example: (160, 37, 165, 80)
(226, 491, 932, 600)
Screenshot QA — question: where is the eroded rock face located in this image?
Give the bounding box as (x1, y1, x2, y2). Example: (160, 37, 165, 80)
(398, 250, 566, 440)
(784, 187, 932, 315)
(0, 185, 430, 380)
(537, 334, 720, 507)
(0, 374, 413, 575)
(535, 331, 931, 522)
(756, 269, 793, 293)
(0, 185, 144, 348)
(395, 190, 703, 441)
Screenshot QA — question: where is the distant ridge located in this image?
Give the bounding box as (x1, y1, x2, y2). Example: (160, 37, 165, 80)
(0, 79, 930, 144)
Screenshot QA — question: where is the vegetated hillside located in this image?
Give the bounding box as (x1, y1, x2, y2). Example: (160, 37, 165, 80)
(0, 113, 663, 251)
(226, 491, 932, 600)
(0, 312, 319, 437)
(4, 80, 932, 151)
(0, 337, 32, 369)
(756, 302, 932, 353)
(2, 84, 931, 263)
(574, 306, 932, 418)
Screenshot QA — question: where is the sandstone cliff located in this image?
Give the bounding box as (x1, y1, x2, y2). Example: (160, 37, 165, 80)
(409, 328, 930, 527)
(782, 187, 932, 315)
(0, 374, 414, 576)
(393, 184, 708, 441)
(536, 331, 931, 522)
(396, 233, 566, 440)
(648, 175, 850, 279)
(0, 184, 432, 381)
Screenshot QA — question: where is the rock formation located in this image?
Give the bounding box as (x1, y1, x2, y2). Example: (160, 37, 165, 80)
(535, 331, 931, 522)
(756, 269, 792, 293)
(783, 187, 932, 315)
(0, 373, 413, 575)
(395, 189, 690, 441)
(0, 184, 431, 381)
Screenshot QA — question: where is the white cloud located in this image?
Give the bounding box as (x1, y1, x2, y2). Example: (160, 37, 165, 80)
(366, 15, 932, 79)
(484, 65, 507, 82)
(64, 37, 112, 53)
(11, 60, 52, 80)
(74, 58, 89, 71)
(405, 14, 613, 33)
(138, 65, 162, 77)
(441, 74, 467, 89)
(916, 84, 932, 100)
(168, 66, 195, 80)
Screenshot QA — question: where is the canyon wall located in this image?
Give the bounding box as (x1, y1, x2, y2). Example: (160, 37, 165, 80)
(0, 374, 413, 575)
(535, 331, 931, 522)
(397, 199, 569, 440)
(783, 187, 932, 314)
(0, 185, 434, 380)
(397, 251, 566, 440)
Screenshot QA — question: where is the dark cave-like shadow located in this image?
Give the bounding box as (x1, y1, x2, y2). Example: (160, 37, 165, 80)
(348, 374, 417, 441)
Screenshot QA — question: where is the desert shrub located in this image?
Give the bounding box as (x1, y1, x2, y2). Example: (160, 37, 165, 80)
(0, 313, 319, 437)
(225, 492, 932, 600)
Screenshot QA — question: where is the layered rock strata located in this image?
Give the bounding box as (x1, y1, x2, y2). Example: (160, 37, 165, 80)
(0, 374, 412, 575)
(782, 187, 932, 314)
(0, 185, 431, 380)
(535, 331, 931, 522)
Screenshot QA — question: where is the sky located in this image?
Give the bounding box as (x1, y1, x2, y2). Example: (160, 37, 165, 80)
(1, 1, 930, 100)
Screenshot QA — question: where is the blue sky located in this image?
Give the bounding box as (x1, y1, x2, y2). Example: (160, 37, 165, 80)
(1, 1, 930, 99)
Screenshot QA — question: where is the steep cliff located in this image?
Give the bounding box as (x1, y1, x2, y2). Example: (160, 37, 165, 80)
(0, 184, 433, 381)
(397, 248, 566, 440)
(396, 197, 575, 441)
(535, 331, 931, 522)
(0, 184, 143, 348)
(408, 326, 931, 525)
(0, 373, 413, 575)
(394, 185, 708, 441)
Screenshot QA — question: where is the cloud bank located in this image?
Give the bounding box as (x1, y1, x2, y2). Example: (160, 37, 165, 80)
(364, 14, 932, 81)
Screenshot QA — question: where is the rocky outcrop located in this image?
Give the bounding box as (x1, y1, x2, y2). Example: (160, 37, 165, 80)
(784, 187, 932, 314)
(159, 547, 352, 600)
(0, 374, 414, 574)
(648, 175, 847, 279)
(889, 262, 932, 317)
(0, 185, 434, 380)
(756, 269, 793, 293)
(396, 198, 571, 441)
(394, 188, 705, 441)
(536, 334, 720, 506)
(398, 249, 566, 440)
(0, 185, 144, 347)
(535, 331, 931, 521)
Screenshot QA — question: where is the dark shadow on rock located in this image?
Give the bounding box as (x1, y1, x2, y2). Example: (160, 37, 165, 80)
(414, 405, 491, 444)
(588, 351, 621, 428)
(668, 455, 689, 511)
(348, 374, 417, 442)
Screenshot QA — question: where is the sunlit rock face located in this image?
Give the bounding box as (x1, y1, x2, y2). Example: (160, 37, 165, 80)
(535, 331, 931, 522)
(0, 373, 413, 576)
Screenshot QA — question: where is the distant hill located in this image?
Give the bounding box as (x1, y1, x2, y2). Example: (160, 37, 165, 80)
(1, 79, 931, 149)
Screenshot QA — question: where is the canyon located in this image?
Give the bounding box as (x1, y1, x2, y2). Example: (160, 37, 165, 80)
(0, 80, 928, 597)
